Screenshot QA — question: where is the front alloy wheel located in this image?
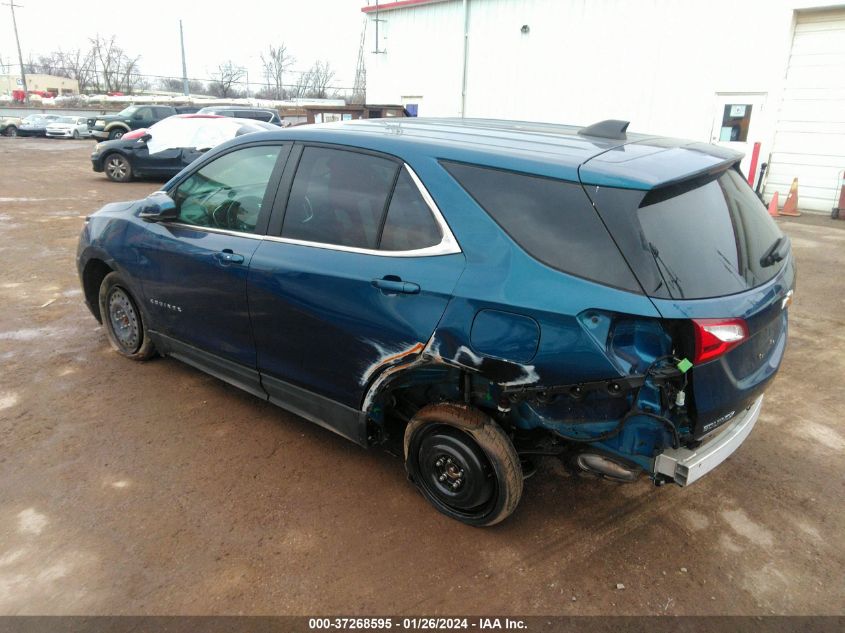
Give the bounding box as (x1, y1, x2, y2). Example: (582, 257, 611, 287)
(104, 154, 132, 182)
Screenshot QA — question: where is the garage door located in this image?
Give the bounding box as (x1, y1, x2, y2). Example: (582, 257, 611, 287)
(765, 9, 845, 213)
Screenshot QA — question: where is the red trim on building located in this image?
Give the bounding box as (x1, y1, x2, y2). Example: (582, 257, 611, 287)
(361, 0, 451, 14)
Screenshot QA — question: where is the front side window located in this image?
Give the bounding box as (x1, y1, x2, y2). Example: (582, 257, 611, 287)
(171, 145, 282, 234)
(282, 147, 398, 249)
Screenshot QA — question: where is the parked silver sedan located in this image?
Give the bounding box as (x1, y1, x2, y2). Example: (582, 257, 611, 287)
(46, 116, 91, 139)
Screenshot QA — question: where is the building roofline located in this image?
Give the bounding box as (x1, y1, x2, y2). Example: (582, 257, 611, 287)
(361, 0, 451, 14)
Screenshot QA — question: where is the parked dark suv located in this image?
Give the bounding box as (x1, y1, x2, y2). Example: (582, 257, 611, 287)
(196, 106, 282, 125)
(88, 105, 179, 140)
(76, 118, 794, 526)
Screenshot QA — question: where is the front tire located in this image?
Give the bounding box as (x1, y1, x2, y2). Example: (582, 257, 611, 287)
(108, 128, 125, 140)
(104, 153, 132, 182)
(404, 403, 523, 527)
(4, 125, 17, 137)
(98, 272, 155, 360)
(72, 129, 80, 139)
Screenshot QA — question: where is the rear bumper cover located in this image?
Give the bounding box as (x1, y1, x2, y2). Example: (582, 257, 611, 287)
(654, 395, 763, 486)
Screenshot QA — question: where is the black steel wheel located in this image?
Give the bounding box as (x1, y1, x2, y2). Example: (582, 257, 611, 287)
(404, 403, 523, 527)
(104, 153, 132, 182)
(97, 272, 155, 360)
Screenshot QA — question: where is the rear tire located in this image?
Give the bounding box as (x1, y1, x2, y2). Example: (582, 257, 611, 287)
(4, 125, 17, 137)
(104, 153, 132, 182)
(404, 403, 523, 527)
(98, 272, 155, 360)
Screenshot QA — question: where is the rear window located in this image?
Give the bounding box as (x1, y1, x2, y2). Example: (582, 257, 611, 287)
(441, 161, 642, 292)
(588, 168, 786, 300)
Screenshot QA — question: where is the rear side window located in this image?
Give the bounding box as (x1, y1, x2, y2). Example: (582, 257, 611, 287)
(442, 161, 641, 292)
(380, 169, 442, 251)
(282, 147, 398, 248)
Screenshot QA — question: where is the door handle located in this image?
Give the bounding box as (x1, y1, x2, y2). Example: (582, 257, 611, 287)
(371, 277, 420, 294)
(214, 249, 245, 265)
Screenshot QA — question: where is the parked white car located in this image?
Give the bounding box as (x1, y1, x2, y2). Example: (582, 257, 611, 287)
(46, 116, 91, 139)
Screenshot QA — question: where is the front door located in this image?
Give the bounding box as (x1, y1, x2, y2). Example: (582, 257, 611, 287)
(710, 93, 767, 179)
(248, 145, 465, 414)
(133, 143, 289, 394)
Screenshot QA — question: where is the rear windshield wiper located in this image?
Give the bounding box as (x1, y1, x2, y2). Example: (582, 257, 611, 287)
(760, 236, 790, 267)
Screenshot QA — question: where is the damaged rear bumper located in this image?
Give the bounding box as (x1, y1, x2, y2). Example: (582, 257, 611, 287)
(654, 395, 763, 486)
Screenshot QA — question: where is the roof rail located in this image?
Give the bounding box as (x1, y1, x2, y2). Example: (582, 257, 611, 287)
(577, 119, 630, 140)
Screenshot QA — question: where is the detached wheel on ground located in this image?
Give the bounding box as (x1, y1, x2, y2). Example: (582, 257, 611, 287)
(404, 403, 523, 527)
(97, 272, 155, 360)
(104, 153, 132, 182)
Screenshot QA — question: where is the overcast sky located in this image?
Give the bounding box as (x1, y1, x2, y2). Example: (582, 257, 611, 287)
(0, 0, 370, 90)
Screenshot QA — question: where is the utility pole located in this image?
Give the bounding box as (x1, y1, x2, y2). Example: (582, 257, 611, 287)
(3, 1, 28, 105)
(352, 16, 367, 104)
(179, 19, 189, 96)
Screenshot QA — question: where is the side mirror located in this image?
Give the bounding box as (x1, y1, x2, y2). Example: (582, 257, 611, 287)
(139, 192, 178, 222)
(139, 133, 152, 143)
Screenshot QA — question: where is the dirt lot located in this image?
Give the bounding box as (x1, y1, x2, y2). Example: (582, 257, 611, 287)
(0, 137, 843, 616)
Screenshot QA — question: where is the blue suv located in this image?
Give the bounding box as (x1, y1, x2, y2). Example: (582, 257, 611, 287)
(77, 118, 794, 526)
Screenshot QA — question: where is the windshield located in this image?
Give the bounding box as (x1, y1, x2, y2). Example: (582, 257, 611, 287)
(57, 117, 76, 124)
(588, 168, 787, 300)
(117, 106, 139, 117)
(23, 115, 44, 123)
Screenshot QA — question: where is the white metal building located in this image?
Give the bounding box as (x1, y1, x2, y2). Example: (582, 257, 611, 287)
(363, 0, 845, 212)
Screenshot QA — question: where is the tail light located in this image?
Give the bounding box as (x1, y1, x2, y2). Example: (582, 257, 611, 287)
(692, 318, 749, 364)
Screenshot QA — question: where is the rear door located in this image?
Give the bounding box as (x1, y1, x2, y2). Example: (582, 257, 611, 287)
(585, 167, 795, 437)
(248, 144, 465, 412)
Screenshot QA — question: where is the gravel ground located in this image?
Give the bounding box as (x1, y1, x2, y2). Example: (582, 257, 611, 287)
(0, 137, 843, 616)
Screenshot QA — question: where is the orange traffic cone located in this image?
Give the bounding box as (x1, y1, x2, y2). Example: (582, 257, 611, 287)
(768, 191, 780, 217)
(780, 178, 801, 217)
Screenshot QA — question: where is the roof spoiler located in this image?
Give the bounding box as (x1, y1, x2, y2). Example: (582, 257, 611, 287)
(578, 119, 630, 140)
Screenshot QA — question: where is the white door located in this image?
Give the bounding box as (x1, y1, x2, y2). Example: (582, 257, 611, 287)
(764, 9, 845, 213)
(710, 93, 767, 180)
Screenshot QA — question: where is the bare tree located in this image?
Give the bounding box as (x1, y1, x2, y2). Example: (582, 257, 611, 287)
(290, 70, 311, 99)
(305, 61, 335, 99)
(260, 44, 295, 100)
(210, 61, 244, 98)
(59, 48, 97, 93)
(89, 35, 142, 93)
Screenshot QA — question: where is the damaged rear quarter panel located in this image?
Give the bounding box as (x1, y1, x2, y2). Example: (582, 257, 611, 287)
(361, 156, 664, 413)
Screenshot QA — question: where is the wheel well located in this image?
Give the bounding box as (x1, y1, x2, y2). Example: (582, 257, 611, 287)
(374, 364, 503, 438)
(82, 259, 113, 322)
